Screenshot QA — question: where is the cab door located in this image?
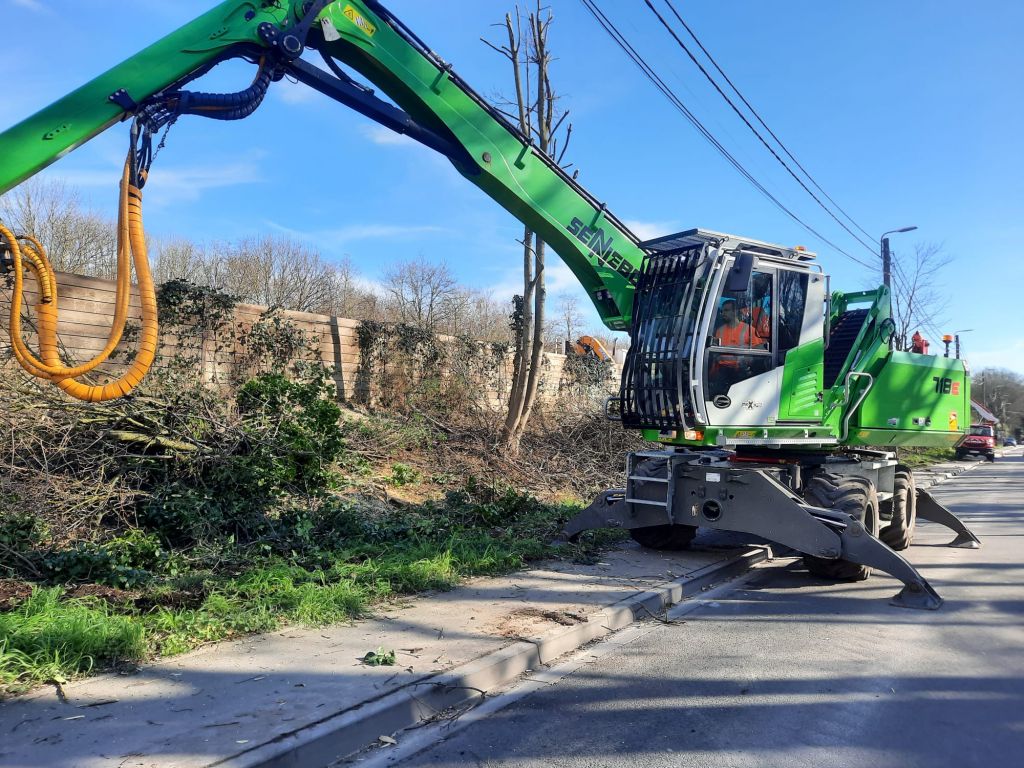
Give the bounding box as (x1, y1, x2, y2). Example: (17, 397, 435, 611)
(703, 263, 781, 427)
(777, 269, 826, 423)
(700, 259, 821, 427)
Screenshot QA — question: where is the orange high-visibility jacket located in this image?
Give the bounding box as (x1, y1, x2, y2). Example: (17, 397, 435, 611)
(716, 321, 764, 349)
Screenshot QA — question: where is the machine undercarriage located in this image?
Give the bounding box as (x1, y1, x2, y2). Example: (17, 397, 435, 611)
(563, 448, 980, 610)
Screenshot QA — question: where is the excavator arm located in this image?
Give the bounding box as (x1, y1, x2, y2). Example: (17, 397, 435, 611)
(0, 0, 643, 329)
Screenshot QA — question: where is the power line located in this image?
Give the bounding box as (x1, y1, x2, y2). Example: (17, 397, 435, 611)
(578, 0, 878, 271)
(660, 0, 877, 244)
(643, 0, 881, 260)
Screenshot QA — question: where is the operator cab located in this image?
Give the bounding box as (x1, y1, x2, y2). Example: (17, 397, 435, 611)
(620, 229, 827, 437)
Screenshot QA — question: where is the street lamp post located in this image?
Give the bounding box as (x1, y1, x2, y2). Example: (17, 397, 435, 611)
(952, 328, 973, 359)
(880, 226, 918, 290)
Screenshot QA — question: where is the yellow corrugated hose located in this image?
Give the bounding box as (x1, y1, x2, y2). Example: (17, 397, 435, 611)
(3, 156, 159, 401)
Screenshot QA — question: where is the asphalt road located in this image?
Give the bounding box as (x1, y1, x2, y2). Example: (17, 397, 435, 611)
(370, 454, 1024, 768)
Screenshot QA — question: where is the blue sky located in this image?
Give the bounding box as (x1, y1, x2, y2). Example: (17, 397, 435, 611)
(2, 0, 1022, 373)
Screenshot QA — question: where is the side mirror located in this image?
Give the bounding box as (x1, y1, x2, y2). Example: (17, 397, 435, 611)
(725, 252, 754, 293)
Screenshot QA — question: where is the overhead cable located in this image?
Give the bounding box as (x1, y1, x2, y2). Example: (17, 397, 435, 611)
(579, 0, 877, 271)
(643, 0, 881, 260)
(660, 0, 877, 243)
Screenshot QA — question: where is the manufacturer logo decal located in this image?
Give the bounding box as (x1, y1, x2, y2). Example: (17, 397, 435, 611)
(566, 217, 638, 285)
(343, 5, 377, 36)
(741, 400, 763, 410)
(712, 395, 731, 409)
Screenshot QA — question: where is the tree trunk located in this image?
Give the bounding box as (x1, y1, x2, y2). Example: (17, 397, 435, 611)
(492, 2, 563, 456)
(503, 227, 535, 447)
(516, 238, 546, 439)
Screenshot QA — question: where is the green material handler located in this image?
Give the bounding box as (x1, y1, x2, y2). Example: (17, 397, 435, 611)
(0, 1, 980, 608)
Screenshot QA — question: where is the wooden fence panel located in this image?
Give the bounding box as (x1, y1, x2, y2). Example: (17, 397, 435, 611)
(2, 271, 605, 407)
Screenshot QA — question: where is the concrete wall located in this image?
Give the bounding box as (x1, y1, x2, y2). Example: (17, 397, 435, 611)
(2, 271, 602, 404)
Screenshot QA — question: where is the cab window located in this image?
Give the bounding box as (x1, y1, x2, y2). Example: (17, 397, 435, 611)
(777, 270, 809, 355)
(707, 268, 772, 397)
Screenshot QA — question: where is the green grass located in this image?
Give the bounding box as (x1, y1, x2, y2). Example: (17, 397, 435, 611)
(0, 503, 602, 697)
(0, 588, 147, 692)
(899, 446, 957, 468)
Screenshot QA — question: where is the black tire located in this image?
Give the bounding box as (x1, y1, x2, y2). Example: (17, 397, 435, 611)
(955, 449, 966, 460)
(802, 473, 880, 581)
(987, 453, 996, 463)
(880, 465, 916, 551)
(629, 523, 698, 551)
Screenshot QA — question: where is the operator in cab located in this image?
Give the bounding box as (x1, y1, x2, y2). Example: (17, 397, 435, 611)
(715, 298, 765, 349)
(707, 297, 768, 398)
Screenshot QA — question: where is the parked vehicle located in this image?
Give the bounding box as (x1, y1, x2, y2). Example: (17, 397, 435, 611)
(957, 425, 996, 461)
(1004, 437, 1018, 447)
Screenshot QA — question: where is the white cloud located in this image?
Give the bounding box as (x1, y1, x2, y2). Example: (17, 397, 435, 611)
(12, 0, 48, 12)
(352, 274, 386, 296)
(622, 218, 677, 241)
(487, 261, 586, 303)
(964, 339, 1024, 376)
(265, 219, 449, 246)
(276, 80, 320, 106)
(358, 124, 415, 147)
(328, 223, 448, 242)
(45, 160, 263, 205)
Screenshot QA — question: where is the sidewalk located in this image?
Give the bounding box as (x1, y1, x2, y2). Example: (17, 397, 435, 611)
(0, 459, 984, 768)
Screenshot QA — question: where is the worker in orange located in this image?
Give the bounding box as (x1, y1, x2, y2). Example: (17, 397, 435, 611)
(740, 272, 772, 340)
(715, 298, 765, 349)
(708, 298, 766, 397)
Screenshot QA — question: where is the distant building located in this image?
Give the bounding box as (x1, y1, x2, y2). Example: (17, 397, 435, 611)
(971, 399, 998, 426)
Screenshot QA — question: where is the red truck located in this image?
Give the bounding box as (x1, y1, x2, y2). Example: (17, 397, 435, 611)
(956, 424, 996, 461)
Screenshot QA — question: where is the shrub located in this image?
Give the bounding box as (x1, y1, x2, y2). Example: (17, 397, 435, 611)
(40, 531, 169, 589)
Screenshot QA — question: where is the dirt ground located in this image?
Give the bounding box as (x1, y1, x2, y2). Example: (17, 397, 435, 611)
(490, 606, 589, 639)
(0, 579, 33, 611)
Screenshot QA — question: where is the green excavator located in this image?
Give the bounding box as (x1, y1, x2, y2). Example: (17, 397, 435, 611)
(0, 0, 979, 608)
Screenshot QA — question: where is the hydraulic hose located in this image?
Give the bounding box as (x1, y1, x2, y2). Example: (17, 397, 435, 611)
(137, 57, 273, 133)
(3, 157, 159, 402)
(3, 54, 273, 402)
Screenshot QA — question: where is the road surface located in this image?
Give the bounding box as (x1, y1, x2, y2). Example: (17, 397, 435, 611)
(368, 454, 1024, 768)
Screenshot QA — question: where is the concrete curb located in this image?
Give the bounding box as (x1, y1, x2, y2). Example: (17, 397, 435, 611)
(215, 546, 772, 768)
(911, 458, 985, 490)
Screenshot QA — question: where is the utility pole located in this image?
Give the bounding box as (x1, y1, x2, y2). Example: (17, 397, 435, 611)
(880, 226, 917, 291)
(881, 236, 892, 291)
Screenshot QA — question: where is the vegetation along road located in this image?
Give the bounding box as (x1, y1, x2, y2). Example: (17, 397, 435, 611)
(361, 453, 1024, 768)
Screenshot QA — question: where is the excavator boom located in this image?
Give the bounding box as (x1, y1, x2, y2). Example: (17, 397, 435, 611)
(0, 0, 642, 329)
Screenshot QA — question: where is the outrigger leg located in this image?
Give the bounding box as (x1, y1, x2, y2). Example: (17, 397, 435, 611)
(916, 488, 981, 549)
(826, 513, 944, 610)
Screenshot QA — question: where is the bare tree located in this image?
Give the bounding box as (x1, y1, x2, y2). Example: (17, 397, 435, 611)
(319, 256, 384, 319)
(973, 368, 1024, 436)
(889, 242, 954, 351)
(216, 235, 335, 312)
(448, 288, 510, 340)
(0, 177, 118, 278)
(383, 256, 460, 330)
(486, 2, 569, 454)
(548, 293, 583, 347)
(153, 238, 212, 286)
